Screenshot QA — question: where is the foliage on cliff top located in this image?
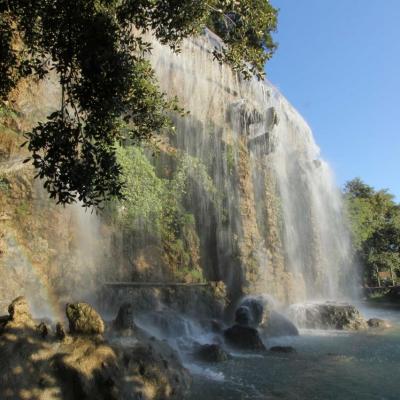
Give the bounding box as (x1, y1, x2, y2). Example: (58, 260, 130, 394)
(344, 178, 400, 284)
(0, 0, 278, 207)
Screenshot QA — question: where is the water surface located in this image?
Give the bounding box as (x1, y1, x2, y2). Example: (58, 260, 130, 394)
(189, 305, 400, 400)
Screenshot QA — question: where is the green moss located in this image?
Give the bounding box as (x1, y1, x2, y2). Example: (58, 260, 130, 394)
(15, 200, 30, 218)
(0, 177, 9, 192)
(0, 103, 18, 128)
(174, 266, 205, 283)
(225, 143, 235, 175)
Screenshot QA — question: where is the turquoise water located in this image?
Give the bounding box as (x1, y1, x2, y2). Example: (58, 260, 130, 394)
(189, 305, 400, 400)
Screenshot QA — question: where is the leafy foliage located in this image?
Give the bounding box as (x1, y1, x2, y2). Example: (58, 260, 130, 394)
(207, 0, 278, 78)
(115, 144, 217, 229)
(113, 144, 214, 279)
(114, 145, 164, 228)
(0, 0, 278, 206)
(344, 178, 400, 285)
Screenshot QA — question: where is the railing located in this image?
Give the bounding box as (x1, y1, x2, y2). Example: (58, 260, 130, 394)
(104, 281, 211, 288)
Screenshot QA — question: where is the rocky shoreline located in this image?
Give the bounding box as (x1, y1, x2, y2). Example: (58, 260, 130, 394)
(0, 297, 190, 400)
(0, 295, 392, 400)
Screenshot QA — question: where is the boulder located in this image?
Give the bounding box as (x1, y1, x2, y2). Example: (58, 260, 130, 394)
(262, 311, 299, 337)
(36, 322, 49, 338)
(5, 296, 35, 329)
(270, 346, 296, 353)
(235, 306, 251, 326)
(114, 303, 135, 332)
(8, 296, 32, 319)
(56, 322, 66, 340)
(367, 318, 391, 329)
(289, 302, 368, 330)
(0, 315, 10, 331)
(66, 302, 105, 335)
(224, 324, 266, 350)
(237, 295, 271, 327)
(194, 343, 230, 363)
(114, 339, 191, 399)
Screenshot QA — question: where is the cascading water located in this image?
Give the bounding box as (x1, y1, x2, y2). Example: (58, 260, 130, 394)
(149, 30, 357, 304)
(0, 30, 357, 321)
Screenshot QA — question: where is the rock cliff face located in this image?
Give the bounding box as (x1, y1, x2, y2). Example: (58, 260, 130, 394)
(149, 30, 356, 303)
(1, 31, 356, 319)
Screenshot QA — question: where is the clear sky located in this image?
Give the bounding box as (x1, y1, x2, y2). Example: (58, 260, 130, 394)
(266, 0, 400, 200)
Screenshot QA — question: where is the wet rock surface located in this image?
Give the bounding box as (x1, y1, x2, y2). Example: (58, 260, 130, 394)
(8, 296, 34, 325)
(236, 296, 271, 328)
(290, 302, 368, 330)
(194, 343, 230, 363)
(367, 318, 391, 329)
(56, 322, 66, 340)
(234, 296, 298, 338)
(113, 303, 135, 332)
(0, 297, 190, 400)
(270, 346, 296, 353)
(262, 310, 299, 337)
(224, 324, 266, 350)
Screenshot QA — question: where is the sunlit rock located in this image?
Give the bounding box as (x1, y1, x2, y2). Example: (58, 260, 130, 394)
(367, 318, 391, 329)
(66, 302, 105, 335)
(289, 302, 368, 330)
(0, 298, 190, 400)
(6, 296, 35, 329)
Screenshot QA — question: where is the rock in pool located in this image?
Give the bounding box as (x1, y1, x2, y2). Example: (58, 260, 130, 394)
(224, 324, 266, 350)
(270, 346, 296, 353)
(262, 310, 299, 337)
(367, 318, 391, 329)
(236, 295, 271, 327)
(289, 302, 368, 330)
(194, 343, 230, 362)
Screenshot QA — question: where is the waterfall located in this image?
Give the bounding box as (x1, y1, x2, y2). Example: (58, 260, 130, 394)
(0, 30, 357, 316)
(148, 30, 356, 303)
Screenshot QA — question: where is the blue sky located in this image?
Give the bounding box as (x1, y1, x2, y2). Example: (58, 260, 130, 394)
(266, 0, 400, 200)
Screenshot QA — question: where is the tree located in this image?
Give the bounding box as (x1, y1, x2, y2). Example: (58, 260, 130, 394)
(344, 178, 400, 285)
(0, 0, 278, 207)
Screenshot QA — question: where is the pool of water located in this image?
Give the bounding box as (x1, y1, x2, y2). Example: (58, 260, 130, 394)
(188, 305, 400, 400)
